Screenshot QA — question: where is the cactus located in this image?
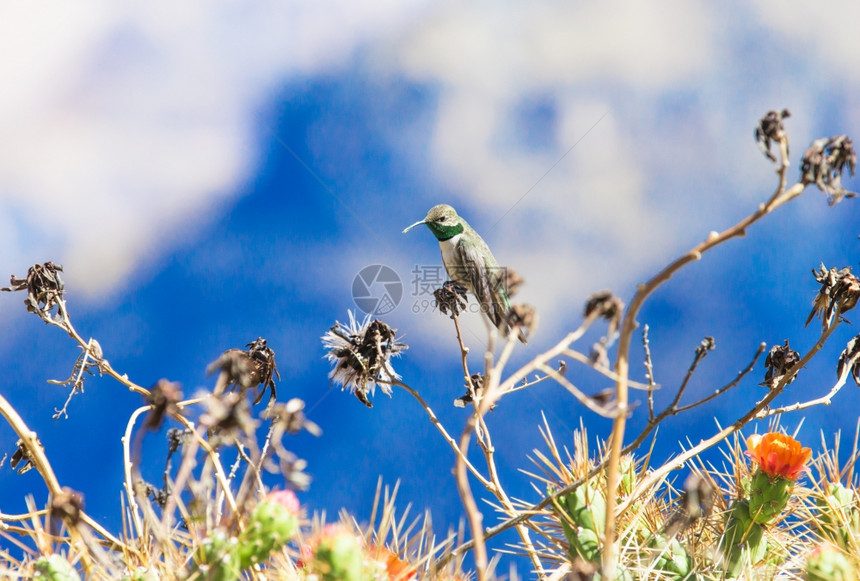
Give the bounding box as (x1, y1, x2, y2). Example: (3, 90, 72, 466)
(805, 543, 858, 581)
(32, 555, 81, 581)
(719, 500, 767, 577)
(748, 471, 792, 525)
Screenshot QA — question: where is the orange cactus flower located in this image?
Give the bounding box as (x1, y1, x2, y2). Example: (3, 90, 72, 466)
(745, 432, 811, 480)
(370, 545, 416, 580)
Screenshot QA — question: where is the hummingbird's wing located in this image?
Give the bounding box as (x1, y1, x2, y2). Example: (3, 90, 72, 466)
(456, 240, 509, 331)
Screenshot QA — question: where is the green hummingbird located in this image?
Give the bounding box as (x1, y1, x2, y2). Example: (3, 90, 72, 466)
(402, 204, 526, 343)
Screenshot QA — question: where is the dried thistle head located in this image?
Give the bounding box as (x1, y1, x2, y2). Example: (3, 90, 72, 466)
(800, 135, 858, 205)
(754, 109, 791, 162)
(498, 267, 524, 298)
(806, 264, 860, 327)
(1, 262, 66, 320)
(263, 398, 321, 437)
(761, 339, 800, 388)
(837, 335, 860, 388)
(433, 281, 468, 319)
(199, 391, 259, 445)
(49, 487, 84, 533)
(506, 303, 537, 341)
(453, 373, 495, 409)
(584, 291, 624, 336)
(321, 311, 407, 408)
(207, 337, 280, 405)
(10, 439, 35, 474)
(144, 379, 183, 430)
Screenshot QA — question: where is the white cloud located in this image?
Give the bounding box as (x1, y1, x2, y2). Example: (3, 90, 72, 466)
(0, 0, 428, 295)
(3, 0, 858, 340)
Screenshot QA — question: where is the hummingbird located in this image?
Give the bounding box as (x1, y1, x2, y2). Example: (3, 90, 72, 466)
(402, 204, 526, 343)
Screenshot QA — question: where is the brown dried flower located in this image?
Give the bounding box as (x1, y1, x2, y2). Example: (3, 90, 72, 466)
(800, 135, 857, 205)
(584, 291, 624, 336)
(322, 312, 407, 408)
(10, 439, 35, 475)
(761, 339, 800, 388)
(207, 337, 280, 405)
(144, 379, 184, 430)
(837, 335, 860, 388)
(50, 487, 84, 532)
(1, 262, 66, 321)
(754, 109, 791, 162)
(199, 391, 259, 444)
(663, 473, 715, 537)
(806, 264, 860, 327)
(433, 281, 468, 319)
(506, 303, 537, 341)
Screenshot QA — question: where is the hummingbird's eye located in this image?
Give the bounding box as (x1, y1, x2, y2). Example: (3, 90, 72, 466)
(438, 216, 447, 222)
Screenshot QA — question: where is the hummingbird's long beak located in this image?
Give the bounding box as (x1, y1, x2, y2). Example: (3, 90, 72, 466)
(402, 220, 426, 234)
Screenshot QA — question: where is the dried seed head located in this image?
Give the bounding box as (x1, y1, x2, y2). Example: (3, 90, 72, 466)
(199, 391, 259, 444)
(1, 262, 66, 320)
(754, 109, 791, 162)
(800, 135, 857, 205)
(761, 339, 800, 388)
(498, 267, 525, 298)
(10, 439, 35, 474)
(806, 264, 860, 327)
(837, 335, 860, 388)
(207, 337, 280, 405)
(433, 281, 468, 319)
(144, 379, 183, 430)
(263, 398, 321, 436)
(50, 487, 84, 531)
(584, 291, 624, 335)
(506, 303, 537, 341)
(321, 311, 407, 408)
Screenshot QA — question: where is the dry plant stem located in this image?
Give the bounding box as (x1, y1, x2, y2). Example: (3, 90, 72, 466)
(561, 349, 653, 391)
(123, 405, 150, 540)
(174, 413, 238, 514)
(537, 363, 616, 418)
(496, 314, 599, 394)
(460, 332, 547, 579)
(455, 414, 488, 581)
(483, 335, 547, 578)
(643, 325, 657, 420)
(50, 304, 150, 398)
(617, 314, 841, 516)
(159, 434, 201, 538)
(0, 393, 127, 555)
(452, 314, 472, 386)
(393, 380, 490, 488)
(621, 342, 766, 457)
(757, 347, 860, 417)
(673, 342, 766, 413)
(443, 315, 601, 564)
(601, 143, 799, 578)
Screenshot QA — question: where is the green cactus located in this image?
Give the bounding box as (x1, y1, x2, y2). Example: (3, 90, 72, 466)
(649, 534, 692, 580)
(816, 483, 860, 548)
(32, 555, 81, 581)
(310, 528, 370, 581)
(554, 482, 606, 563)
(719, 500, 767, 577)
(805, 543, 858, 581)
(748, 471, 792, 524)
(235, 495, 299, 569)
(192, 528, 242, 581)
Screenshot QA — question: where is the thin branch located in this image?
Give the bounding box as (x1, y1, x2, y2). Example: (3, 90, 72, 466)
(602, 137, 801, 577)
(392, 380, 490, 488)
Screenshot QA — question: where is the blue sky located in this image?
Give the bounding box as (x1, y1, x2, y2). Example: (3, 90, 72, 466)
(2, 1, 860, 574)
